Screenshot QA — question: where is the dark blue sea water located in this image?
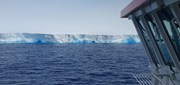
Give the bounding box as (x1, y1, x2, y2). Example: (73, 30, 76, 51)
(0, 44, 149, 85)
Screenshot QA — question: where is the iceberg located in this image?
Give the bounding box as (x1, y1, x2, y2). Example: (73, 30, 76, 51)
(0, 33, 140, 44)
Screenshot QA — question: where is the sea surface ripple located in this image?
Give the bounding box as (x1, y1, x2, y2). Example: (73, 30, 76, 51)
(0, 44, 149, 85)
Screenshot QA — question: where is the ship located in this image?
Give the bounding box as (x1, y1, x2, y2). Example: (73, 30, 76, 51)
(121, 0, 180, 85)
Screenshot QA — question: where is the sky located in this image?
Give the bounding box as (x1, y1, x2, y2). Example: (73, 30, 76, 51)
(0, 0, 136, 35)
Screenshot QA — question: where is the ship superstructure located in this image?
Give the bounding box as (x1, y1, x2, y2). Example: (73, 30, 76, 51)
(121, 0, 180, 85)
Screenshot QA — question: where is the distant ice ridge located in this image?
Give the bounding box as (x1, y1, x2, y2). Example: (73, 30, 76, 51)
(0, 33, 140, 44)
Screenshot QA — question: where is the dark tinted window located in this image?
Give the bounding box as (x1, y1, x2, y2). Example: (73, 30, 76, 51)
(145, 14, 175, 66)
(157, 8, 180, 62)
(137, 19, 159, 65)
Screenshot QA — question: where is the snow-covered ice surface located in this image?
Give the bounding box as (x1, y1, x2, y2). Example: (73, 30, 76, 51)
(0, 33, 140, 44)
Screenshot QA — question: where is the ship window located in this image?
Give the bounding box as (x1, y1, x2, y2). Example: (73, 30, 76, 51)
(157, 8, 180, 61)
(137, 19, 159, 64)
(144, 14, 175, 66)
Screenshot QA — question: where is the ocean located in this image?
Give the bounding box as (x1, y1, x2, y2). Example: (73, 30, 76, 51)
(0, 44, 149, 85)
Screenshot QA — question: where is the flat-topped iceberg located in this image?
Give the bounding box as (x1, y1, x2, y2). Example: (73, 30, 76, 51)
(0, 33, 140, 44)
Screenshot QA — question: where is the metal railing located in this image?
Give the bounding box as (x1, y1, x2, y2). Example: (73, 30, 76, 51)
(132, 73, 153, 85)
(132, 73, 176, 85)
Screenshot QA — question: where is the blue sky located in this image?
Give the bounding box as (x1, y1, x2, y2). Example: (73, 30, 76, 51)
(0, 0, 136, 34)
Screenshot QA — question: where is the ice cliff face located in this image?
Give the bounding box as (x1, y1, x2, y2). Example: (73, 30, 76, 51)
(0, 33, 140, 44)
